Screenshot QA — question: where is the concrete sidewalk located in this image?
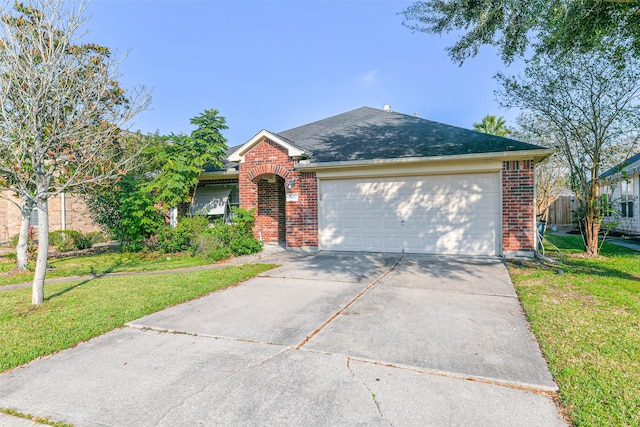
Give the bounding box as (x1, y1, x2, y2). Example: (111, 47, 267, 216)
(607, 237, 640, 252)
(0, 243, 292, 293)
(0, 251, 565, 426)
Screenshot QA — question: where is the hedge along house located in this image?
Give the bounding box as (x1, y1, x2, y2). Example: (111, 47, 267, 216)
(199, 106, 553, 258)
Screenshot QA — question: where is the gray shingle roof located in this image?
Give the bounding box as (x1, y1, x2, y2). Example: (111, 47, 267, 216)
(275, 106, 547, 163)
(600, 152, 640, 178)
(203, 145, 240, 173)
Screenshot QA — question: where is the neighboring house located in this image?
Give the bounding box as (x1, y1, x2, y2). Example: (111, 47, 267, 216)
(0, 191, 101, 242)
(600, 152, 640, 235)
(196, 106, 552, 258)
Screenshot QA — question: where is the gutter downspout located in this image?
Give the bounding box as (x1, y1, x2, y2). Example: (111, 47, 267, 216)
(61, 193, 66, 230)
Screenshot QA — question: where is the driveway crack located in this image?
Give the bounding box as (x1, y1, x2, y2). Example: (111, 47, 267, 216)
(156, 349, 291, 425)
(346, 357, 393, 426)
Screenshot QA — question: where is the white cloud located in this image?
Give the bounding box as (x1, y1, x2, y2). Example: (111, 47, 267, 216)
(359, 69, 379, 88)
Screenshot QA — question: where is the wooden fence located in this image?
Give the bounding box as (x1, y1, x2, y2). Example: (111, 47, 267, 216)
(547, 195, 577, 226)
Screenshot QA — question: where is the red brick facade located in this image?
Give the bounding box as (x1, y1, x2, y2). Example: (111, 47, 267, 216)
(238, 139, 318, 250)
(502, 160, 536, 255)
(0, 191, 101, 242)
(256, 176, 286, 242)
(236, 139, 536, 256)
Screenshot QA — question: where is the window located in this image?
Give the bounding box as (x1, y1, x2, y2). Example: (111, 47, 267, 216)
(601, 193, 613, 217)
(621, 180, 634, 218)
(29, 207, 38, 226)
(189, 183, 240, 222)
(190, 186, 233, 216)
(228, 185, 240, 209)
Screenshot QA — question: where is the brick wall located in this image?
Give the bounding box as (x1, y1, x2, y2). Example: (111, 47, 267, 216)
(236, 140, 536, 255)
(49, 196, 102, 234)
(502, 160, 535, 256)
(0, 191, 100, 241)
(0, 193, 19, 242)
(238, 138, 318, 249)
(256, 176, 286, 242)
(287, 171, 318, 247)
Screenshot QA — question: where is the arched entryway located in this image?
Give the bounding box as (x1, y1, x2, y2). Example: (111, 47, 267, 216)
(254, 174, 286, 244)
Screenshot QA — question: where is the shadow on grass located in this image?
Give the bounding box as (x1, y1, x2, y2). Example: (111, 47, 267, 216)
(45, 277, 97, 301)
(45, 259, 127, 301)
(546, 233, 639, 275)
(47, 252, 146, 279)
(566, 257, 640, 284)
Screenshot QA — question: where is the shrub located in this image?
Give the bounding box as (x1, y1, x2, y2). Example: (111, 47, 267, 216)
(158, 215, 209, 253)
(229, 232, 263, 255)
(85, 175, 165, 251)
(231, 206, 257, 233)
(156, 208, 262, 261)
(85, 231, 108, 245)
(49, 230, 92, 252)
(205, 246, 234, 261)
(208, 209, 262, 257)
(228, 208, 262, 255)
(192, 232, 233, 261)
(9, 226, 38, 255)
(187, 209, 262, 260)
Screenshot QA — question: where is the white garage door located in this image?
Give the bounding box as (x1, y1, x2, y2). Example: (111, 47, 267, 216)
(319, 173, 501, 255)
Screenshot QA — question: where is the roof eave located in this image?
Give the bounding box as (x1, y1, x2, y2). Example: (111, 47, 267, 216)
(296, 149, 555, 171)
(198, 169, 239, 180)
(228, 129, 312, 163)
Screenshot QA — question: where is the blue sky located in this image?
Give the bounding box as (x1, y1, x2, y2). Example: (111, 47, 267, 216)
(84, 0, 522, 146)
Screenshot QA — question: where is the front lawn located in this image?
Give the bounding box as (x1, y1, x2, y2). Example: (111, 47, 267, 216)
(508, 235, 639, 426)
(0, 251, 224, 287)
(0, 263, 275, 372)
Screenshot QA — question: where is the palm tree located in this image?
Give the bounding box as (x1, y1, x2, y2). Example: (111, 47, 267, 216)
(473, 115, 511, 136)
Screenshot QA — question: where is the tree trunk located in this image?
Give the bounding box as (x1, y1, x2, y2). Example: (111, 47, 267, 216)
(15, 199, 32, 271)
(31, 199, 49, 305)
(582, 211, 600, 257)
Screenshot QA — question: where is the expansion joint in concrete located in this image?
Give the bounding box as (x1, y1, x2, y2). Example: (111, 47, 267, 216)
(294, 256, 404, 350)
(125, 324, 290, 349)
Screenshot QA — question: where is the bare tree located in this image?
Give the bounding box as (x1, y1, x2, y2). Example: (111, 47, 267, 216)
(0, 0, 150, 303)
(512, 114, 567, 222)
(497, 46, 640, 256)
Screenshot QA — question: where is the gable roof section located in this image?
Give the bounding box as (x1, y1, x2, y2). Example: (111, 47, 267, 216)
(600, 152, 640, 179)
(228, 129, 311, 163)
(276, 106, 551, 164)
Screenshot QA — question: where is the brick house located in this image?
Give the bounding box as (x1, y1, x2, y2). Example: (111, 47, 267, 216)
(0, 192, 101, 243)
(195, 106, 552, 258)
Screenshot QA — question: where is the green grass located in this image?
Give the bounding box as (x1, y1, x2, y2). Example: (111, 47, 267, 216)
(0, 251, 223, 287)
(0, 263, 275, 373)
(508, 234, 640, 426)
(0, 407, 72, 426)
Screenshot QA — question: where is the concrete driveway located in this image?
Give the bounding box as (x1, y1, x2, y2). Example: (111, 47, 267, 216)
(0, 250, 565, 426)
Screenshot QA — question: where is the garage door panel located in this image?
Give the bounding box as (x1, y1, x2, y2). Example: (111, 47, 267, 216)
(362, 217, 384, 228)
(319, 173, 500, 255)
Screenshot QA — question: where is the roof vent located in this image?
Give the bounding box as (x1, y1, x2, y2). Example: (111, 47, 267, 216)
(383, 105, 392, 112)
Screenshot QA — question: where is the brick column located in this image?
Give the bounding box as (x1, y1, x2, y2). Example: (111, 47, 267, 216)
(502, 160, 535, 257)
(238, 138, 319, 250)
